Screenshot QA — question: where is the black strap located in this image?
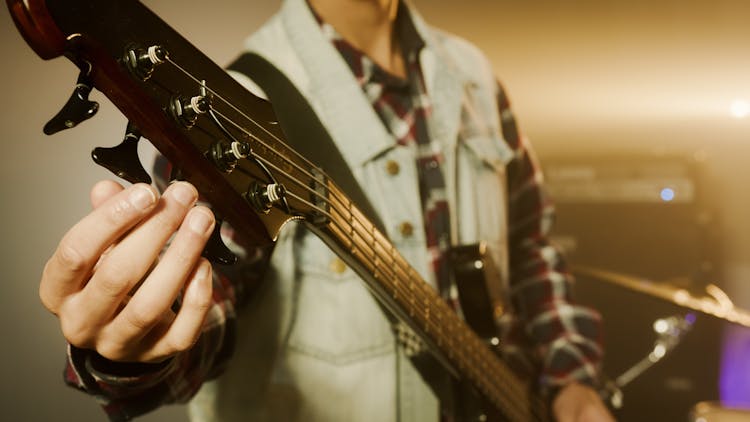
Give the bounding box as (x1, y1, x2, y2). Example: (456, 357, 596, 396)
(227, 52, 386, 234)
(228, 52, 459, 413)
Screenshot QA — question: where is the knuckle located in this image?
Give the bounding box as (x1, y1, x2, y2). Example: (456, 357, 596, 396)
(93, 272, 130, 299)
(172, 244, 197, 269)
(59, 315, 94, 349)
(104, 197, 136, 225)
(96, 340, 128, 362)
(54, 241, 88, 273)
(190, 293, 213, 313)
(164, 334, 195, 355)
(153, 208, 184, 233)
(123, 305, 158, 332)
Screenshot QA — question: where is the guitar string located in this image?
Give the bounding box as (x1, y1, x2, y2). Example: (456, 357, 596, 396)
(233, 155, 530, 409)
(166, 57, 336, 183)
(318, 188, 532, 418)
(225, 135, 533, 417)
(233, 148, 535, 418)
(225, 148, 471, 356)
(177, 66, 532, 419)
(163, 57, 539, 419)
(163, 59, 489, 351)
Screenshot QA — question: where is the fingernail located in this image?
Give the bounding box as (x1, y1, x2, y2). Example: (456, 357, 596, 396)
(171, 182, 198, 206)
(188, 209, 213, 234)
(129, 186, 156, 210)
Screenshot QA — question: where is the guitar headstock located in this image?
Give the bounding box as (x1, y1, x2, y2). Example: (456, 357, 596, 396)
(8, 0, 331, 250)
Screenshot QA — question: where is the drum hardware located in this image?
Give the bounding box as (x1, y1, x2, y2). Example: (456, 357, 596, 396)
(572, 266, 750, 328)
(598, 313, 695, 410)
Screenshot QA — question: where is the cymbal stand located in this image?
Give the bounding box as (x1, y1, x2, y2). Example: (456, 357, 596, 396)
(602, 313, 696, 409)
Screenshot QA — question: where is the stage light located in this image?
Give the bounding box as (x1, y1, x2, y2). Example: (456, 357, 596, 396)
(660, 187, 675, 202)
(729, 99, 750, 119)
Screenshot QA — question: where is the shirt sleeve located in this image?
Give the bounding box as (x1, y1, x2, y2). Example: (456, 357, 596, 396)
(497, 83, 604, 391)
(62, 155, 273, 422)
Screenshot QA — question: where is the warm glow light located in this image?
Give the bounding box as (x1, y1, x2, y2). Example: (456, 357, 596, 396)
(653, 319, 669, 334)
(730, 99, 750, 119)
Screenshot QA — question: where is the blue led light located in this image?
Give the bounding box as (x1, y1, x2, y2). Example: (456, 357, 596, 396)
(660, 188, 675, 202)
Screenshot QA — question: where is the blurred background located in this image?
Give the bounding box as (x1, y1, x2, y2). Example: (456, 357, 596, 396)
(2, 0, 749, 420)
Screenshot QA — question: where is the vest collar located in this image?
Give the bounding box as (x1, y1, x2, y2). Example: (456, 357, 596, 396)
(279, 0, 468, 165)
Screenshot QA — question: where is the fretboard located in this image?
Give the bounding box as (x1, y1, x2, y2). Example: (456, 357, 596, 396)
(310, 181, 549, 421)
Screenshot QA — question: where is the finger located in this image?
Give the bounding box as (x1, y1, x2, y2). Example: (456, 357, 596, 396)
(77, 182, 199, 324)
(107, 207, 214, 344)
(40, 183, 158, 313)
(140, 259, 213, 362)
(98, 258, 213, 362)
(90, 180, 125, 209)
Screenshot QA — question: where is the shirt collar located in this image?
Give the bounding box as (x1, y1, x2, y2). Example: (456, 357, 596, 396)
(307, 1, 425, 86)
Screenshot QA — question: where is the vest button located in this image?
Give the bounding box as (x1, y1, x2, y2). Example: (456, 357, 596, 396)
(399, 221, 414, 237)
(385, 160, 400, 176)
(330, 257, 347, 274)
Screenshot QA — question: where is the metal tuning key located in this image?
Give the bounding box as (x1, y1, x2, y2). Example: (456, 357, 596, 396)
(123, 45, 167, 81)
(43, 63, 99, 135)
(91, 121, 152, 184)
(171, 83, 211, 129)
(245, 182, 287, 214)
(209, 140, 250, 173)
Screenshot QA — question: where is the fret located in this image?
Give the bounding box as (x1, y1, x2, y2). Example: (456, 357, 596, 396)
(369, 219, 378, 271)
(319, 186, 537, 421)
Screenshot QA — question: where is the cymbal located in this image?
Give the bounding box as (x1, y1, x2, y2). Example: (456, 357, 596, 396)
(572, 265, 750, 328)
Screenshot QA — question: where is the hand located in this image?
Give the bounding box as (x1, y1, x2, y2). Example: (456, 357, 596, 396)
(39, 180, 215, 363)
(552, 382, 616, 422)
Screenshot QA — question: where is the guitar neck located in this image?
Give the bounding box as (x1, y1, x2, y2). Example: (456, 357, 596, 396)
(312, 181, 548, 421)
(9, 0, 548, 419)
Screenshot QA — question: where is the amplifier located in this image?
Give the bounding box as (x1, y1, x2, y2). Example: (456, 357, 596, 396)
(543, 156, 723, 421)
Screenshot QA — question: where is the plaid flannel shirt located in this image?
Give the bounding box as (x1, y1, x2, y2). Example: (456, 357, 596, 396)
(315, 5, 603, 389)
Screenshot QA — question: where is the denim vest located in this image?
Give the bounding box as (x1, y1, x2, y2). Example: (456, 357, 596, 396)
(188, 1, 514, 420)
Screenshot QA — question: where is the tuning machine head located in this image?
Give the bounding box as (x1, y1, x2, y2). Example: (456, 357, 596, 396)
(43, 66, 99, 135)
(123, 44, 168, 80)
(91, 121, 152, 184)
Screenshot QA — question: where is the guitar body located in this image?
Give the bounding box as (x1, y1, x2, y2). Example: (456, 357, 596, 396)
(8, 1, 549, 420)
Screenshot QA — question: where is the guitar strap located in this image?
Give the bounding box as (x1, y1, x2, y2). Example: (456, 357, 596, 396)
(226, 52, 386, 235)
(227, 52, 458, 416)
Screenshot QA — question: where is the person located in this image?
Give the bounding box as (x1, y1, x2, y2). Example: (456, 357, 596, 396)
(39, 0, 615, 420)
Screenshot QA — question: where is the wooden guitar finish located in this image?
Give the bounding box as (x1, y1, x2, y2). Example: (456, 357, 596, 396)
(8, 1, 549, 419)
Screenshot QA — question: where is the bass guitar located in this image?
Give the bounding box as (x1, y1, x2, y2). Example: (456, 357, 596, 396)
(8, 1, 548, 419)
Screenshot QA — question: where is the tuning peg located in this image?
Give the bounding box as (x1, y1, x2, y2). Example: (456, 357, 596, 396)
(202, 218, 238, 265)
(91, 121, 152, 184)
(43, 68, 99, 135)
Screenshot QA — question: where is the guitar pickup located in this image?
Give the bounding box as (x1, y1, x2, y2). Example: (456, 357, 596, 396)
(450, 241, 506, 340)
